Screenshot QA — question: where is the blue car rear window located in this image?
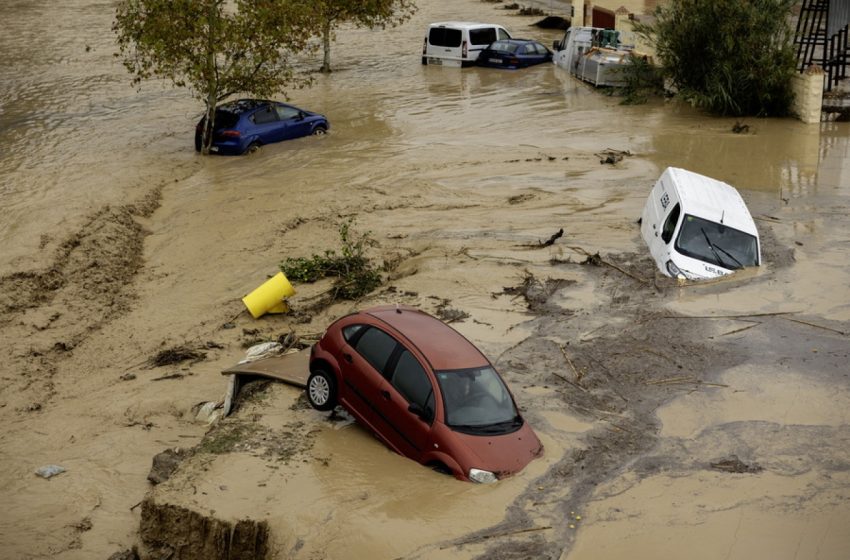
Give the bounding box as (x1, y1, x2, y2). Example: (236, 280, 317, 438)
(490, 41, 519, 53)
(214, 111, 239, 129)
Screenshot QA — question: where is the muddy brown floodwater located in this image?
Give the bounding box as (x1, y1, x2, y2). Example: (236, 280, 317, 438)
(2, 0, 850, 558)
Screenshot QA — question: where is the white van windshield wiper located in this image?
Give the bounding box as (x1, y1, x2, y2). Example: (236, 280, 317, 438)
(701, 228, 740, 270)
(712, 242, 744, 269)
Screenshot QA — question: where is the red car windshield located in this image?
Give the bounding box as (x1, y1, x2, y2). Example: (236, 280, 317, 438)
(435, 367, 519, 432)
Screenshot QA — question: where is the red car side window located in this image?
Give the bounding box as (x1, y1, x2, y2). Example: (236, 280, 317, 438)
(353, 327, 397, 377)
(390, 350, 433, 408)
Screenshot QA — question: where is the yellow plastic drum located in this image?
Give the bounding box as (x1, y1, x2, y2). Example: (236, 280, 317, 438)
(242, 272, 296, 319)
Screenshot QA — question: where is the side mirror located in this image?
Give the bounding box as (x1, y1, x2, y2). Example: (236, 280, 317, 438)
(297, 111, 306, 121)
(408, 403, 433, 423)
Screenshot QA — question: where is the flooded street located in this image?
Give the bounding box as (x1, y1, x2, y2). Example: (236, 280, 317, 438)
(2, 0, 850, 558)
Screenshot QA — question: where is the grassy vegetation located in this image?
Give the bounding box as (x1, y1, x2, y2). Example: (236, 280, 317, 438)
(280, 220, 382, 300)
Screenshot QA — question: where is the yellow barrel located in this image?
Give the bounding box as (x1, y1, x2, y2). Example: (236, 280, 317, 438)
(242, 272, 296, 319)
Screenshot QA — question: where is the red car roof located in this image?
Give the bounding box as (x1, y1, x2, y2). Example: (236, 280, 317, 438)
(365, 306, 488, 371)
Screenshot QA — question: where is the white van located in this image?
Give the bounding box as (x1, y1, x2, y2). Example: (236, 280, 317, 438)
(422, 22, 512, 67)
(640, 167, 761, 280)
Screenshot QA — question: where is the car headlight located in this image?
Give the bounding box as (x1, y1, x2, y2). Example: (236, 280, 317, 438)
(665, 260, 686, 280)
(468, 468, 497, 484)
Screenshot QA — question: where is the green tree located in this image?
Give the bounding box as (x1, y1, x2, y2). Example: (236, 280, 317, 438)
(294, 0, 416, 73)
(639, 0, 797, 116)
(114, 0, 316, 154)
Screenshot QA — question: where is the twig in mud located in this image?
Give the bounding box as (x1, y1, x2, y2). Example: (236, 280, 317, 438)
(566, 245, 648, 285)
(130, 501, 142, 511)
(698, 381, 730, 388)
(754, 215, 782, 223)
(716, 322, 761, 337)
(781, 317, 848, 336)
(644, 375, 696, 386)
(551, 369, 589, 393)
(448, 525, 552, 548)
(559, 344, 583, 384)
(659, 311, 801, 320)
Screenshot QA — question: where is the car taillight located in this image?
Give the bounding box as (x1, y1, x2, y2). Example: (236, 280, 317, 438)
(422, 37, 427, 55)
(509, 58, 520, 65)
(462, 40, 468, 58)
(220, 130, 241, 138)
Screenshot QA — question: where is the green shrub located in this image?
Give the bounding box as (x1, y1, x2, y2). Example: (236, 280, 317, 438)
(281, 220, 382, 300)
(638, 0, 797, 116)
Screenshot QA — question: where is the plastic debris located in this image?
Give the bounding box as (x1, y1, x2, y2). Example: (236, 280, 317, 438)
(239, 342, 283, 364)
(35, 465, 66, 479)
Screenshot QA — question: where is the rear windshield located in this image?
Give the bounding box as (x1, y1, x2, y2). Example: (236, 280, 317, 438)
(675, 214, 759, 270)
(490, 41, 519, 53)
(214, 110, 239, 129)
(429, 27, 462, 47)
(469, 28, 497, 46)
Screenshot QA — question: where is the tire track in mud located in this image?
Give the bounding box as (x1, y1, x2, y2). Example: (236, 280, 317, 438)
(0, 186, 163, 408)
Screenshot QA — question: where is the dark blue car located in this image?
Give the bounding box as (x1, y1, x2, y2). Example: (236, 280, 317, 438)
(195, 99, 329, 155)
(476, 39, 553, 69)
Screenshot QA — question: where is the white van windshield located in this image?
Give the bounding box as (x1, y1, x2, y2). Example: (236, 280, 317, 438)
(675, 214, 759, 270)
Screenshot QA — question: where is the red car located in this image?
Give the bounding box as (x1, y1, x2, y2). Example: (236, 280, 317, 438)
(307, 305, 543, 482)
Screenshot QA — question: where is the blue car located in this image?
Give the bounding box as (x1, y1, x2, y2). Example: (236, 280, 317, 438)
(194, 99, 329, 155)
(476, 39, 553, 69)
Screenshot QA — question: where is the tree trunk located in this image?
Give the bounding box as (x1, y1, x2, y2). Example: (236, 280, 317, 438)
(201, 0, 219, 155)
(321, 19, 332, 73)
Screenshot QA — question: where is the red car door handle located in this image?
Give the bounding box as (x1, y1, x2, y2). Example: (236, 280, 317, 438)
(343, 353, 353, 363)
(381, 390, 391, 400)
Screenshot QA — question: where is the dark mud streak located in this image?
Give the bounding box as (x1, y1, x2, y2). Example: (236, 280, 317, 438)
(465, 232, 829, 559)
(0, 185, 163, 405)
(458, 253, 750, 559)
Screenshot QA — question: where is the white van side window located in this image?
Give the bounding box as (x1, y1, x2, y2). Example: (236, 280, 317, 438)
(661, 203, 680, 244)
(430, 28, 462, 47)
(469, 28, 497, 45)
(498, 28, 511, 40)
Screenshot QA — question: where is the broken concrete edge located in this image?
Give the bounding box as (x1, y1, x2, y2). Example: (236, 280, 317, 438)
(140, 497, 270, 560)
(220, 349, 312, 417)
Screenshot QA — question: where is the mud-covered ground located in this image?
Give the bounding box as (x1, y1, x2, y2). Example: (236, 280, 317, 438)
(2, 0, 850, 559)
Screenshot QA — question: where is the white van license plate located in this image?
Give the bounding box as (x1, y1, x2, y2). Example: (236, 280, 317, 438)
(428, 57, 443, 65)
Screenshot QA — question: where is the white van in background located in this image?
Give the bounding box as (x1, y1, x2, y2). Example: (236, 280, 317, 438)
(640, 167, 761, 280)
(422, 22, 512, 67)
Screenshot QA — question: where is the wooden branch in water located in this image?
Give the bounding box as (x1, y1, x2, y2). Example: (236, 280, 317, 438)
(781, 317, 848, 336)
(659, 311, 801, 320)
(717, 322, 761, 337)
(559, 344, 583, 384)
(644, 375, 695, 386)
(551, 368, 588, 393)
(566, 245, 648, 284)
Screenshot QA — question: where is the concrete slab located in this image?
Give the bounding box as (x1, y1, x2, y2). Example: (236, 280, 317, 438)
(221, 349, 310, 387)
(220, 349, 311, 416)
